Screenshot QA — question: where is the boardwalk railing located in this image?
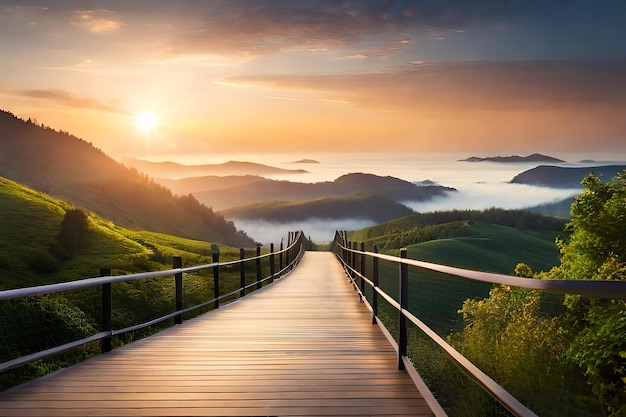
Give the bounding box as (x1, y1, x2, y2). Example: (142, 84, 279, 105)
(0, 231, 305, 375)
(331, 230, 626, 417)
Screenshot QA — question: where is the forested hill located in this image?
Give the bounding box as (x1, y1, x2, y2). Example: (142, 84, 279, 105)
(0, 110, 254, 247)
(348, 207, 566, 250)
(511, 165, 626, 188)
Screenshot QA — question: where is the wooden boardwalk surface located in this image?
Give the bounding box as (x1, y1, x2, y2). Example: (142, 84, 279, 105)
(0, 252, 436, 416)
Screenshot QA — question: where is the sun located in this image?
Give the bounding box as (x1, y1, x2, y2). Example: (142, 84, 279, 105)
(135, 111, 158, 134)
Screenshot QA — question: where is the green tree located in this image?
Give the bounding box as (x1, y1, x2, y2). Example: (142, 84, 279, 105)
(53, 208, 91, 259)
(558, 172, 626, 416)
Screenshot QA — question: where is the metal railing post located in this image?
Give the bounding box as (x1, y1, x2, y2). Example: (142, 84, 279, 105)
(239, 248, 246, 298)
(174, 256, 183, 324)
(360, 242, 365, 297)
(398, 248, 408, 370)
(212, 249, 220, 309)
(100, 268, 112, 353)
(372, 245, 379, 324)
(270, 243, 275, 283)
(349, 241, 354, 278)
(279, 240, 284, 276)
(256, 245, 262, 289)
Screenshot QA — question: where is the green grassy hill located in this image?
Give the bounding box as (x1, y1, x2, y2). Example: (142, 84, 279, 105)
(349, 207, 566, 254)
(406, 222, 561, 274)
(349, 209, 565, 335)
(0, 177, 239, 289)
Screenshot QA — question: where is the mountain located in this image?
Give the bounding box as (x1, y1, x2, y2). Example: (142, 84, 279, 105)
(0, 110, 255, 247)
(222, 195, 414, 223)
(154, 175, 269, 195)
(193, 172, 457, 210)
(510, 165, 626, 188)
(120, 157, 308, 179)
(459, 153, 565, 163)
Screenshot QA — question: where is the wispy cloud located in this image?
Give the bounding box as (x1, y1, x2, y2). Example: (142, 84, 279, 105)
(155, 0, 470, 61)
(224, 59, 626, 112)
(72, 9, 121, 34)
(0, 88, 123, 113)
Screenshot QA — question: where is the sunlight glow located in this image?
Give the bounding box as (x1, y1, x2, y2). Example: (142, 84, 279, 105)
(135, 112, 158, 134)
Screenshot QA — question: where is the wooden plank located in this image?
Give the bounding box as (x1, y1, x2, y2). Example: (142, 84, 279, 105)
(0, 252, 436, 416)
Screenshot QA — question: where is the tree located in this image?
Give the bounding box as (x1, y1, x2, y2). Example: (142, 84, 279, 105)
(54, 208, 91, 258)
(558, 172, 626, 416)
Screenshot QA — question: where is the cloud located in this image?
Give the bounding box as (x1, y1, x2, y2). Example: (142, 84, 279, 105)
(72, 9, 121, 33)
(155, 0, 470, 61)
(0, 88, 123, 113)
(224, 59, 626, 112)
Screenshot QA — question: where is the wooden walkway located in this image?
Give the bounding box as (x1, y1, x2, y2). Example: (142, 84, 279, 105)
(0, 252, 436, 416)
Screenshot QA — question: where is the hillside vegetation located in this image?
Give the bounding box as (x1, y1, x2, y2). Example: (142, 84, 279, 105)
(511, 164, 626, 188)
(221, 195, 414, 223)
(0, 110, 254, 247)
(349, 207, 566, 257)
(0, 177, 241, 289)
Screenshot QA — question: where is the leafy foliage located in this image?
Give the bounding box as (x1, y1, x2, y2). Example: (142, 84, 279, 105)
(558, 171, 626, 416)
(53, 209, 91, 259)
(447, 171, 626, 417)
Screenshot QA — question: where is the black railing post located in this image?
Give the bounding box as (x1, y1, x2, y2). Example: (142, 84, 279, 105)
(360, 242, 365, 297)
(256, 244, 262, 289)
(239, 248, 246, 298)
(372, 245, 379, 324)
(352, 241, 358, 280)
(212, 249, 220, 309)
(100, 268, 112, 353)
(270, 243, 275, 283)
(279, 240, 284, 276)
(285, 240, 291, 269)
(174, 256, 183, 324)
(398, 248, 408, 370)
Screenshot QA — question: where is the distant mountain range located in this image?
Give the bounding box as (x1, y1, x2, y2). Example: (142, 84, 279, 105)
(222, 195, 414, 223)
(459, 153, 565, 163)
(120, 157, 308, 178)
(160, 172, 457, 211)
(0, 110, 255, 247)
(511, 165, 626, 188)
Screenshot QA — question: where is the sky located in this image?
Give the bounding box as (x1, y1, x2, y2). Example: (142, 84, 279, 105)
(1, 0, 625, 161)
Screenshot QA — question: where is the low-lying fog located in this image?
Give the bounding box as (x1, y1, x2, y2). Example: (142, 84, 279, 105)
(208, 151, 622, 245)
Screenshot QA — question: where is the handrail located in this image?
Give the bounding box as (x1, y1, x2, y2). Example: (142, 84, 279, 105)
(331, 231, 626, 417)
(370, 251, 626, 300)
(0, 231, 305, 374)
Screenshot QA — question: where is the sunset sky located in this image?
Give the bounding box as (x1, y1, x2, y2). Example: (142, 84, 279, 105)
(1, 0, 625, 161)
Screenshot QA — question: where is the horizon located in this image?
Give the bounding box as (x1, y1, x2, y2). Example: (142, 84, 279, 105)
(1, 1, 625, 160)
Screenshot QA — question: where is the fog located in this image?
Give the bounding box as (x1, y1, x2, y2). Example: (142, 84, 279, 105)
(232, 218, 376, 246)
(232, 182, 580, 245)
(403, 182, 581, 212)
(217, 152, 623, 244)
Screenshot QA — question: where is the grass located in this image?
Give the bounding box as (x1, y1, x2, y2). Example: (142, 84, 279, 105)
(406, 222, 562, 275)
(0, 177, 247, 289)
